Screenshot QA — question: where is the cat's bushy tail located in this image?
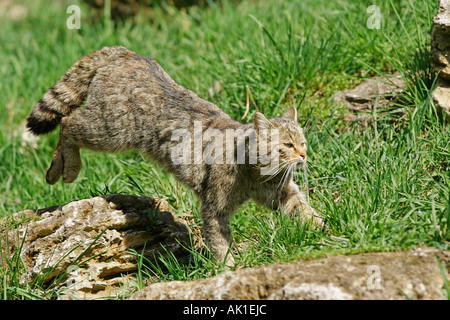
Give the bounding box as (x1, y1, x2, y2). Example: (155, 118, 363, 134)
(26, 46, 134, 135)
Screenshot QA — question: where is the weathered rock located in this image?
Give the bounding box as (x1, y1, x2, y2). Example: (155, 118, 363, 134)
(432, 83, 450, 122)
(130, 247, 449, 300)
(1, 194, 190, 298)
(335, 74, 406, 111)
(431, 0, 450, 123)
(334, 73, 406, 125)
(431, 0, 450, 81)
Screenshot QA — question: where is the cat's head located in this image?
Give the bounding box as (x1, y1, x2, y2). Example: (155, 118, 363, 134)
(254, 107, 307, 173)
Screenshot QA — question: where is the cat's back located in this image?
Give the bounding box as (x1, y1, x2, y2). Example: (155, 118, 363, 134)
(82, 48, 241, 170)
(89, 50, 233, 126)
(90, 51, 191, 106)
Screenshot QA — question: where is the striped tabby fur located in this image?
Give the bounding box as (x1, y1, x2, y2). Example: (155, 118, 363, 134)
(27, 46, 323, 264)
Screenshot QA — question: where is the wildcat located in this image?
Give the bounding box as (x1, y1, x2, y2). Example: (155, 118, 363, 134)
(26, 46, 323, 264)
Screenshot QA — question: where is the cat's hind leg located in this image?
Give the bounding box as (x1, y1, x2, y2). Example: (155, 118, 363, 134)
(46, 138, 63, 184)
(46, 117, 82, 184)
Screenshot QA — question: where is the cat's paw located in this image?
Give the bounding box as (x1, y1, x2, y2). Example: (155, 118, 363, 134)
(294, 206, 325, 229)
(303, 210, 325, 229)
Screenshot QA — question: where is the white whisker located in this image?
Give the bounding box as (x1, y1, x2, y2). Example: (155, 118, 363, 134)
(276, 166, 289, 191)
(303, 162, 309, 201)
(261, 161, 290, 183)
(276, 161, 296, 192)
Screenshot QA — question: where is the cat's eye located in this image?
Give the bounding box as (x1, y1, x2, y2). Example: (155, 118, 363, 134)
(285, 143, 295, 149)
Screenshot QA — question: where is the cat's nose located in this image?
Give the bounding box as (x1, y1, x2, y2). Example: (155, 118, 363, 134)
(300, 153, 307, 160)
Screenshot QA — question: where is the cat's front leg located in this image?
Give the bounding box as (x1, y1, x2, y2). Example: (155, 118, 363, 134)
(281, 181, 324, 228)
(201, 205, 235, 266)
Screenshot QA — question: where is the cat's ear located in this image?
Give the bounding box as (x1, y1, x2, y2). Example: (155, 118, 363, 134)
(254, 112, 273, 133)
(282, 107, 297, 122)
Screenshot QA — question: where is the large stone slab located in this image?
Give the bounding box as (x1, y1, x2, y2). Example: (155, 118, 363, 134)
(130, 247, 449, 300)
(1, 194, 190, 298)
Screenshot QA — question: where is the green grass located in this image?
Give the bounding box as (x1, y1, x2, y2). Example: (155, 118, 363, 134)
(0, 0, 449, 299)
